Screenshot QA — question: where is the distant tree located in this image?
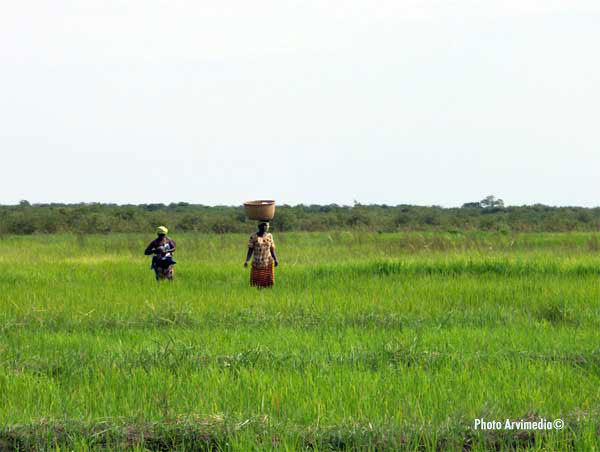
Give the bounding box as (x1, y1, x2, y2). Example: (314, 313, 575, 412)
(422, 212, 441, 226)
(461, 202, 481, 209)
(270, 208, 297, 232)
(480, 195, 504, 209)
(395, 212, 411, 226)
(19, 200, 31, 207)
(577, 210, 592, 223)
(347, 211, 371, 227)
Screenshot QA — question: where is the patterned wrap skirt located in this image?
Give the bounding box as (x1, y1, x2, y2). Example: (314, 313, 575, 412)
(250, 263, 275, 287)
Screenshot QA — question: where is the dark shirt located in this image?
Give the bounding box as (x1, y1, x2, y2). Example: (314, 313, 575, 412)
(145, 237, 176, 256)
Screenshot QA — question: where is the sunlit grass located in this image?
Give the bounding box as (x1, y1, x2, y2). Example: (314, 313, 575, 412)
(1, 232, 599, 450)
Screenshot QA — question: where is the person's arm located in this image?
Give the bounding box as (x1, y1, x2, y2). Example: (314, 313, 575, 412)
(144, 241, 155, 255)
(245, 235, 255, 267)
(270, 236, 278, 266)
(244, 248, 253, 267)
(167, 239, 176, 254)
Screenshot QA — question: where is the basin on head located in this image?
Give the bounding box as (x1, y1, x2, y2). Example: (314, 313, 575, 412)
(244, 200, 276, 221)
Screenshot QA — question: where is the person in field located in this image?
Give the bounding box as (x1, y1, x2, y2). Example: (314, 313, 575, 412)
(145, 226, 176, 281)
(244, 222, 278, 287)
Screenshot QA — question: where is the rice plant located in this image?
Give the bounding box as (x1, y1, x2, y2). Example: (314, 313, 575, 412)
(1, 232, 599, 450)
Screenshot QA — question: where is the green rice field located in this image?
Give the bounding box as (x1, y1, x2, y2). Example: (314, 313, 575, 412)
(2, 232, 600, 450)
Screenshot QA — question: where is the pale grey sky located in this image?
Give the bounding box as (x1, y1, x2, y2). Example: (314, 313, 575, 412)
(1, 1, 599, 206)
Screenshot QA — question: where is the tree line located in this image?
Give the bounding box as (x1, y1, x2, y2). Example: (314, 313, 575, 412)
(2, 197, 600, 235)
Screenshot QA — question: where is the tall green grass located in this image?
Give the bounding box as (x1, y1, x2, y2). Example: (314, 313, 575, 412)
(1, 232, 600, 450)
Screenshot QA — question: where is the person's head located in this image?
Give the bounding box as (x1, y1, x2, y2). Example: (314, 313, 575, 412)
(156, 226, 168, 238)
(258, 222, 269, 233)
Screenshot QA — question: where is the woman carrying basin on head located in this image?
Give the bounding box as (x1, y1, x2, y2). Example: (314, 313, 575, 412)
(244, 222, 278, 288)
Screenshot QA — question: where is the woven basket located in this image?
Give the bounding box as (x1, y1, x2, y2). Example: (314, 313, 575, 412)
(244, 200, 276, 221)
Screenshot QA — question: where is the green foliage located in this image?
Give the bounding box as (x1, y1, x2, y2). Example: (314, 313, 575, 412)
(1, 232, 599, 450)
(480, 195, 505, 209)
(2, 202, 600, 235)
